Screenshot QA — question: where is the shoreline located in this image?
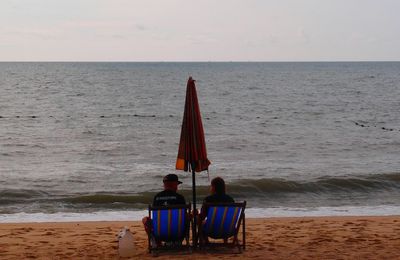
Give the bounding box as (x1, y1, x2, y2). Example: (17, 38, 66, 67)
(2, 205, 400, 223)
(1, 216, 400, 259)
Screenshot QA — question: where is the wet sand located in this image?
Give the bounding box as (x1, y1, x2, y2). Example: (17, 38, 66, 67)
(1, 216, 400, 259)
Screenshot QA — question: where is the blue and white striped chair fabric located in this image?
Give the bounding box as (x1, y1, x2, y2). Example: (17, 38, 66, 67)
(203, 204, 243, 239)
(200, 202, 246, 251)
(151, 206, 188, 242)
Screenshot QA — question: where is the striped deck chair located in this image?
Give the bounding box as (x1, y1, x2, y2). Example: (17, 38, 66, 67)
(199, 202, 246, 252)
(148, 204, 191, 254)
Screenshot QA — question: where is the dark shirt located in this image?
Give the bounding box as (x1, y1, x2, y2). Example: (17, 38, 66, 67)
(203, 193, 234, 204)
(201, 193, 234, 219)
(153, 189, 186, 206)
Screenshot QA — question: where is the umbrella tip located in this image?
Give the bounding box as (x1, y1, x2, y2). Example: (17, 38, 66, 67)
(188, 76, 195, 83)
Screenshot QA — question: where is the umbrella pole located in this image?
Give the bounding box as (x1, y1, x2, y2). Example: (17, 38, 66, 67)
(191, 163, 198, 248)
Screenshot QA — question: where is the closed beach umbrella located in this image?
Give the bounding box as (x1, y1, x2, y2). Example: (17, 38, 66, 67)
(176, 77, 211, 244)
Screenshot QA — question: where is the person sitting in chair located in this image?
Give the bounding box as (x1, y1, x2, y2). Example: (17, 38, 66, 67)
(203, 177, 234, 204)
(198, 177, 234, 244)
(142, 174, 186, 234)
(153, 174, 186, 206)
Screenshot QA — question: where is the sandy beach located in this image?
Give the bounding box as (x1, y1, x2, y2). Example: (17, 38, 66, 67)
(0, 216, 399, 259)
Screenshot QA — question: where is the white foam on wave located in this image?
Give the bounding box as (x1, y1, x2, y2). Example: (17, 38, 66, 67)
(0, 210, 147, 223)
(246, 205, 400, 218)
(1, 205, 399, 223)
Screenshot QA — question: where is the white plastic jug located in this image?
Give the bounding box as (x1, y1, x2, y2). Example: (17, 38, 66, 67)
(118, 226, 135, 257)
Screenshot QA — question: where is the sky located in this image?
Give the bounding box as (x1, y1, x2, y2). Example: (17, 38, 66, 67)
(1, 0, 400, 61)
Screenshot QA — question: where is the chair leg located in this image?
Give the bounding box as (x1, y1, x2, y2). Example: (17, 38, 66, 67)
(238, 243, 242, 253)
(149, 234, 156, 253)
(232, 236, 238, 245)
(198, 222, 204, 248)
(242, 213, 246, 250)
(185, 234, 190, 249)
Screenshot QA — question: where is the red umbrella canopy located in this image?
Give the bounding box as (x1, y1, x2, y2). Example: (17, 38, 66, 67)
(176, 77, 211, 173)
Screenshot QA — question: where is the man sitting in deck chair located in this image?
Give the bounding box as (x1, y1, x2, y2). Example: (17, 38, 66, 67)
(142, 174, 190, 253)
(198, 177, 246, 251)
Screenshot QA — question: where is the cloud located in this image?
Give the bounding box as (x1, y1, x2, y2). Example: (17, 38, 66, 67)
(1, 0, 400, 61)
(135, 24, 147, 31)
(185, 34, 218, 45)
(2, 27, 60, 41)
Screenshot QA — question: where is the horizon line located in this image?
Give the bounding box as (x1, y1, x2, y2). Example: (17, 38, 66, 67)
(0, 60, 399, 63)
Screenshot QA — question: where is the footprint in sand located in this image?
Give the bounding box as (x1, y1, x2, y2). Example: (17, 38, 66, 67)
(345, 237, 362, 243)
(22, 227, 34, 232)
(299, 220, 314, 224)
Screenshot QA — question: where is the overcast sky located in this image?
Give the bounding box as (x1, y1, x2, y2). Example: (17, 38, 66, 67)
(1, 0, 399, 61)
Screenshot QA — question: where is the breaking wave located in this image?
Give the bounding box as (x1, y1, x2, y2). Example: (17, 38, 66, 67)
(2, 173, 399, 207)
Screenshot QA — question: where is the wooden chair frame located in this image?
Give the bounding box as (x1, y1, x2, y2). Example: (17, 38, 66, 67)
(198, 201, 246, 252)
(147, 204, 192, 255)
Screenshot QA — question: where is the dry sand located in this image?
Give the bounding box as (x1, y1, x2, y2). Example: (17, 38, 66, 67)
(1, 216, 400, 259)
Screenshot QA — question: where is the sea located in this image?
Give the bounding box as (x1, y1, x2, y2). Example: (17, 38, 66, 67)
(1, 62, 400, 222)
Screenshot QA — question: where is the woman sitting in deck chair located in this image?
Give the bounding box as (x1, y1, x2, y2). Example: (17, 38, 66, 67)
(198, 177, 246, 251)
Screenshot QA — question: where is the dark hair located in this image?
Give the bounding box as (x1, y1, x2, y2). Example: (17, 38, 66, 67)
(211, 177, 226, 194)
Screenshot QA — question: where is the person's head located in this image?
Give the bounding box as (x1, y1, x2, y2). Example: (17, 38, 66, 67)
(163, 174, 182, 191)
(210, 177, 226, 195)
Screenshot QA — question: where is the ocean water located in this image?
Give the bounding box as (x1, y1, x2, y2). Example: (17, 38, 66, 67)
(1, 62, 400, 221)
